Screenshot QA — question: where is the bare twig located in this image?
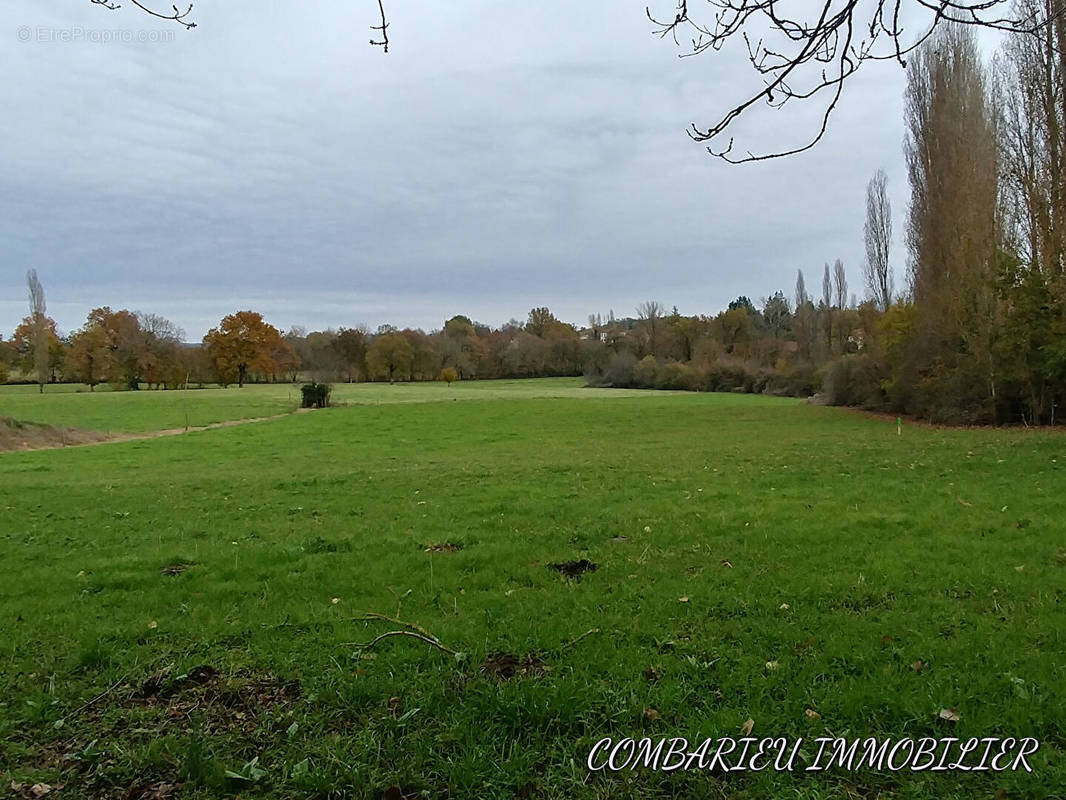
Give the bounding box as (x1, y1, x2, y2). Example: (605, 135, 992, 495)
(71, 677, 127, 716)
(370, 0, 390, 52)
(349, 630, 458, 656)
(647, 0, 1051, 162)
(89, 0, 197, 29)
(354, 611, 434, 639)
(556, 628, 601, 653)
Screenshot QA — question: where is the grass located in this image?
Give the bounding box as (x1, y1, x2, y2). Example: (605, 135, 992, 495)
(0, 378, 656, 434)
(0, 379, 1063, 798)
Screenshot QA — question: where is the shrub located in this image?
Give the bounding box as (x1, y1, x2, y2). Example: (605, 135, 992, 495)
(300, 382, 331, 408)
(597, 351, 638, 388)
(659, 361, 698, 390)
(633, 355, 660, 387)
(822, 354, 885, 408)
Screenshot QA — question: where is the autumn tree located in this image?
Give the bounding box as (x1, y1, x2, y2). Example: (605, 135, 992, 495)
(439, 366, 459, 385)
(992, 0, 1066, 422)
(333, 327, 369, 382)
(440, 315, 481, 379)
(67, 323, 112, 391)
(0, 337, 13, 383)
(203, 311, 283, 388)
(712, 307, 752, 355)
(75, 308, 146, 389)
(366, 332, 414, 383)
(136, 312, 185, 389)
(303, 330, 343, 381)
(525, 307, 558, 338)
(905, 23, 1001, 421)
(271, 338, 301, 383)
(12, 314, 63, 386)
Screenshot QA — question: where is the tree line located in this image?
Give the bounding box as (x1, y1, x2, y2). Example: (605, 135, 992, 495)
(0, 302, 596, 390)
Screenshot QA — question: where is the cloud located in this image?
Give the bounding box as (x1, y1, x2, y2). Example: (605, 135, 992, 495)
(2, 1, 922, 338)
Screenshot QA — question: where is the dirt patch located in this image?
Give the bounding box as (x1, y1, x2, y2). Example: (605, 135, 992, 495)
(9, 782, 65, 799)
(480, 652, 551, 680)
(0, 416, 111, 452)
(115, 665, 300, 734)
(160, 563, 193, 576)
(424, 543, 463, 553)
(123, 782, 181, 800)
(549, 559, 598, 579)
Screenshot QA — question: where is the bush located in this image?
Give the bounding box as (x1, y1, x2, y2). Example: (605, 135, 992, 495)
(659, 361, 698, 390)
(822, 354, 886, 408)
(300, 382, 331, 408)
(632, 355, 660, 387)
(593, 351, 637, 388)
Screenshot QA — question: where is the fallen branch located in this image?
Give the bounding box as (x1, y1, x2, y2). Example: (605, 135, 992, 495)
(71, 677, 127, 716)
(354, 611, 433, 639)
(556, 628, 601, 654)
(349, 630, 457, 656)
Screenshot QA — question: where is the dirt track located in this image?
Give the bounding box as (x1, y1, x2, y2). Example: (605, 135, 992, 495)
(0, 409, 312, 454)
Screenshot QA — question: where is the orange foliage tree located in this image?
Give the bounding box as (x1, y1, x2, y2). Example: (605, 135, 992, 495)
(203, 311, 283, 388)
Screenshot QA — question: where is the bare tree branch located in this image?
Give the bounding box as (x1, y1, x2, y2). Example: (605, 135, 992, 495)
(89, 0, 196, 29)
(647, 0, 1051, 162)
(90, 0, 1054, 163)
(370, 0, 390, 52)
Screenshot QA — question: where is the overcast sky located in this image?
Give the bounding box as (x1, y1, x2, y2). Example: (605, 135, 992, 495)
(4, 2, 941, 339)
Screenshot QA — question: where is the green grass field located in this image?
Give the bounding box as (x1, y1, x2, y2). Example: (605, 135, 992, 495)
(0, 379, 655, 434)
(1, 379, 1063, 798)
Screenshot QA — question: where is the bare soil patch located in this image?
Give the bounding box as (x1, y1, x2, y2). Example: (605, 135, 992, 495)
(549, 559, 598, 579)
(1, 408, 316, 453)
(480, 652, 550, 680)
(0, 416, 111, 452)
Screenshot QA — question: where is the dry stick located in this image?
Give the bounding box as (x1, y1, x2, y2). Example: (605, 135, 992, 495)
(71, 677, 127, 716)
(350, 630, 457, 656)
(386, 587, 405, 619)
(556, 628, 601, 654)
(354, 612, 434, 639)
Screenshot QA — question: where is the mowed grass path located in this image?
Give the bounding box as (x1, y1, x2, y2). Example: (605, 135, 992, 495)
(1, 382, 1063, 798)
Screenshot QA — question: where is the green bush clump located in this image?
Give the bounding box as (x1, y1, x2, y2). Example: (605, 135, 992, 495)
(300, 382, 331, 408)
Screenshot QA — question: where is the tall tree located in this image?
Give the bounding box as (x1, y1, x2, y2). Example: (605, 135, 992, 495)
(26, 270, 48, 393)
(821, 263, 833, 352)
(863, 169, 894, 310)
(833, 259, 848, 310)
(794, 269, 809, 308)
(905, 23, 1001, 420)
(833, 259, 850, 351)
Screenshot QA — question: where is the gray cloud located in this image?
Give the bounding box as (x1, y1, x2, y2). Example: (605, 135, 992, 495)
(3, 1, 921, 339)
